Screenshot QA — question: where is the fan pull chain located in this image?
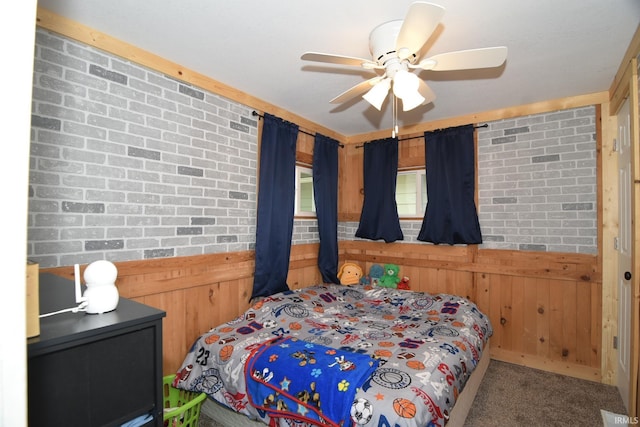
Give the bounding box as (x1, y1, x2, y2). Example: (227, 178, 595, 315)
(392, 94, 398, 138)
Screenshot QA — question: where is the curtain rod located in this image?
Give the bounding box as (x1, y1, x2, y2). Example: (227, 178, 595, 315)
(251, 111, 344, 148)
(355, 123, 489, 148)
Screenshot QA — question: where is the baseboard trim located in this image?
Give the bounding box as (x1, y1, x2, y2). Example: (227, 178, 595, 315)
(490, 347, 601, 383)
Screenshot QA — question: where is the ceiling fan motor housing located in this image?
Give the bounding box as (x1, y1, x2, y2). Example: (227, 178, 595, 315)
(369, 20, 417, 66)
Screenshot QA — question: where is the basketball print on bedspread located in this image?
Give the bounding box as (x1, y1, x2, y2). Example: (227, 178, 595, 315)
(393, 397, 417, 419)
(174, 283, 493, 427)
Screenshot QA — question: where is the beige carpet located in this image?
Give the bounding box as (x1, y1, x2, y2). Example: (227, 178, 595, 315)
(464, 360, 627, 427)
(198, 359, 628, 427)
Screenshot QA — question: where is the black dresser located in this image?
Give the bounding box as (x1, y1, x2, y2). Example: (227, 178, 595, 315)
(27, 273, 166, 427)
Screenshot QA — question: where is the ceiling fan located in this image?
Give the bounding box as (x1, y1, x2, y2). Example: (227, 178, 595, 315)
(301, 1, 507, 136)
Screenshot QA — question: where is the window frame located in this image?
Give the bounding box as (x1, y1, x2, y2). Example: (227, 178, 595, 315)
(294, 163, 316, 218)
(396, 168, 427, 219)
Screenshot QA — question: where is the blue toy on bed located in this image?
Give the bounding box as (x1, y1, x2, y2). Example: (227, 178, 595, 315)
(245, 336, 379, 426)
(359, 263, 384, 286)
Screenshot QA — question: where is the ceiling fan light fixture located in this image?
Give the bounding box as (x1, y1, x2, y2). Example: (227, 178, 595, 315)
(400, 90, 425, 112)
(392, 70, 417, 97)
(392, 70, 423, 111)
(300, 2, 508, 135)
(363, 78, 391, 110)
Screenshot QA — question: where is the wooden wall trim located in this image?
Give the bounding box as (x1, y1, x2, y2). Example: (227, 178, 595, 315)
(599, 100, 619, 386)
(610, 60, 633, 116)
(630, 56, 640, 417)
(340, 241, 600, 283)
(345, 91, 608, 145)
(491, 347, 601, 382)
(35, 7, 345, 143)
(609, 23, 640, 108)
(41, 251, 256, 299)
(41, 244, 322, 300)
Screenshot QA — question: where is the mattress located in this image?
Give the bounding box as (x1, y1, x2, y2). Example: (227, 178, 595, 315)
(174, 283, 492, 426)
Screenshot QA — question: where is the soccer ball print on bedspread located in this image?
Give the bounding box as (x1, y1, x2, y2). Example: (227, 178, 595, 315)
(174, 283, 492, 427)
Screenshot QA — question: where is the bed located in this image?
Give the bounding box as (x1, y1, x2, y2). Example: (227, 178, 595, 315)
(173, 282, 492, 427)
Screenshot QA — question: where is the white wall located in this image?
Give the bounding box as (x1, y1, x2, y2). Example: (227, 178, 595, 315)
(0, 2, 36, 426)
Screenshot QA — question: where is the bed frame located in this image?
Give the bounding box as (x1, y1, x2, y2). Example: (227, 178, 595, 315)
(200, 341, 491, 427)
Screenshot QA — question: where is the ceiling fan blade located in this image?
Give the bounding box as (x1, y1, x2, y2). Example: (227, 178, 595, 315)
(416, 46, 508, 71)
(396, 2, 445, 57)
(417, 79, 436, 105)
(330, 76, 384, 104)
(301, 52, 379, 69)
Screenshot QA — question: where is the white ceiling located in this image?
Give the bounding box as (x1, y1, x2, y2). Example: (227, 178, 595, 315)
(36, 0, 640, 137)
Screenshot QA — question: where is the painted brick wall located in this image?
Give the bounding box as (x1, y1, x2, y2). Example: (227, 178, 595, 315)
(28, 29, 320, 268)
(340, 107, 598, 255)
(292, 220, 320, 244)
(477, 107, 597, 254)
(28, 29, 597, 268)
(339, 221, 423, 243)
(28, 29, 264, 268)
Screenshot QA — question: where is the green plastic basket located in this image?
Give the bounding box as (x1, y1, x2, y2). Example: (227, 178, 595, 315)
(162, 375, 207, 427)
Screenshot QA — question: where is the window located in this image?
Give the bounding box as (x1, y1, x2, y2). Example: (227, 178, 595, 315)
(396, 170, 427, 217)
(295, 165, 315, 216)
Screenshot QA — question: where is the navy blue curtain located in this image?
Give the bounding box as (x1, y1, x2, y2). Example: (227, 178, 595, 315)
(313, 134, 340, 284)
(251, 114, 298, 300)
(355, 138, 404, 243)
(418, 124, 482, 244)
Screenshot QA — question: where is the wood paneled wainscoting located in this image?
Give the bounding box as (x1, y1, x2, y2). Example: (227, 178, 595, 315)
(44, 241, 601, 381)
(340, 241, 603, 382)
(42, 244, 322, 375)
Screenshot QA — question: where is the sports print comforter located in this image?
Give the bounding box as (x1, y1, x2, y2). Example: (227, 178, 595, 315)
(174, 283, 492, 427)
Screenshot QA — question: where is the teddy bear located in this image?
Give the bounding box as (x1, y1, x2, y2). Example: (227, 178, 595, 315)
(378, 263, 401, 288)
(337, 262, 363, 285)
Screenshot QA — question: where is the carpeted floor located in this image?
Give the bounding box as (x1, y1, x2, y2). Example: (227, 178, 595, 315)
(198, 359, 628, 427)
(464, 360, 627, 427)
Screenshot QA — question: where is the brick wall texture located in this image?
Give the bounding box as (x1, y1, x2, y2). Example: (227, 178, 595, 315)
(477, 107, 597, 254)
(28, 29, 597, 268)
(29, 29, 261, 267)
(341, 107, 598, 255)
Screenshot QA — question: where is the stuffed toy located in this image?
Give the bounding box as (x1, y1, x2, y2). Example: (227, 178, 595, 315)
(337, 262, 363, 286)
(378, 263, 401, 288)
(359, 263, 384, 287)
(369, 264, 384, 286)
(359, 276, 371, 286)
(397, 276, 410, 290)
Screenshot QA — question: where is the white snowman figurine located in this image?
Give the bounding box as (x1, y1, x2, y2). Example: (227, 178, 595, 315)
(82, 260, 119, 314)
